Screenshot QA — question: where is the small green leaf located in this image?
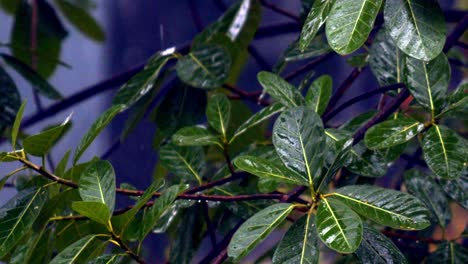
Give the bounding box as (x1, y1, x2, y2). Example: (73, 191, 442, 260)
(172, 126, 221, 147)
(439, 82, 468, 118)
(364, 116, 424, 149)
(299, 0, 335, 51)
(0, 65, 20, 135)
(439, 172, 467, 210)
(78, 160, 116, 213)
(11, 101, 26, 149)
(90, 254, 125, 264)
(176, 43, 231, 89)
(316, 198, 363, 253)
(346, 143, 387, 177)
(305, 75, 332, 115)
(206, 94, 231, 140)
(316, 139, 353, 192)
(325, 0, 382, 54)
(55, 149, 71, 177)
(422, 125, 466, 179)
(159, 144, 205, 184)
(426, 241, 468, 264)
(384, 0, 446, 61)
(50, 234, 107, 264)
(228, 203, 295, 261)
(74, 104, 123, 164)
(346, 53, 368, 69)
(258, 71, 305, 107)
(72, 201, 111, 227)
(331, 185, 431, 230)
(272, 213, 319, 264)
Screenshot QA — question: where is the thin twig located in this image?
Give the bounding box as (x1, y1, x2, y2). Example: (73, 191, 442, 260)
(283, 52, 336, 81)
(324, 67, 364, 114)
(259, 0, 300, 21)
(444, 13, 468, 52)
(201, 200, 217, 248)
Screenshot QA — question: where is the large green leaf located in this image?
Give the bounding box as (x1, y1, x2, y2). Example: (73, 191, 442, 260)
(0, 65, 20, 135)
(426, 241, 468, 264)
(234, 155, 305, 185)
(299, 0, 335, 51)
(347, 143, 387, 177)
(369, 28, 406, 86)
(228, 203, 295, 260)
(330, 185, 431, 230)
(71, 201, 111, 227)
(422, 125, 466, 179)
(159, 144, 205, 184)
(404, 170, 450, 227)
(384, 0, 446, 61)
(272, 213, 319, 264)
(405, 53, 450, 118)
(74, 104, 123, 164)
(273, 107, 325, 189)
(0, 188, 48, 257)
(206, 94, 231, 140)
(364, 116, 424, 149)
(172, 126, 221, 147)
(316, 198, 363, 253)
(305, 75, 332, 115)
(258, 71, 306, 107)
(50, 234, 107, 264)
(325, 0, 382, 54)
(355, 226, 408, 264)
(78, 160, 116, 213)
(23, 113, 72, 156)
(439, 172, 467, 210)
(316, 139, 353, 192)
(439, 82, 468, 119)
(176, 43, 231, 89)
(11, 101, 26, 149)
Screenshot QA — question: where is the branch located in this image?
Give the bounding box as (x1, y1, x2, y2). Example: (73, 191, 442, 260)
(259, 0, 300, 21)
(324, 67, 364, 114)
(283, 52, 336, 81)
(444, 13, 468, 52)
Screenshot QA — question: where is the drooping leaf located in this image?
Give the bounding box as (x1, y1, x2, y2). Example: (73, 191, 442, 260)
(330, 185, 431, 230)
(422, 125, 466, 179)
(74, 104, 124, 164)
(71, 201, 111, 227)
(11, 101, 26, 149)
(316, 198, 363, 253)
(176, 43, 231, 89)
(355, 225, 408, 264)
(299, 0, 335, 51)
(78, 160, 116, 213)
(273, 107, 325, 189)
(316, 138, 353, 192)
(159, 144, 205, 184)
(364, 116, 424, 149)
(439, 172, 468, 210)
(0, 188, 48, 258)
(54, 220, 107, 253)
(50, 234, 108, 264)
(305, 75, 333, 115)
(325, 0, 382, 54)
(404, 169, 450, 227)
(426, 241, 468, 264)
(228, 203, 295, 260)
(0, 65, 20, 135)
(384, 0, 446, 61)
(172, 126, 221, 147)
(206, 93, 231, 140)
(258, 71, 305, 107)
(272, 213, 319, 264)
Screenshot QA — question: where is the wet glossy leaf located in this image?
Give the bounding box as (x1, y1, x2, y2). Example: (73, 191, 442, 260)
(176, 43, 231, 89)
(300, 0, 334, 51)
(273, 107, 325, 188)
(305, 75, 332, 115)
(355, 225, 408, 264)
(11, 101, 26, 149)
(316, 138, 353, 192)
(439, 172, 467, 210)
(439, 82, 468, 118)
(206, 94, 231, 140)
(384, 0, 446, 61)
(364, 116, 424, 149)
(316, 198, 363, 253)
(172, 126, 221, 147)
(422, 125, 466, 179)
(228, 203, 295, 260)
(426, 241, 468, 264)
(50, 234, 107, 264)
(159, 144, 205, 184)
(272, 214, 319, 264)
(331, 185, 431, 230)
(326, 0, 382, 54)
(90, 254, 125, 264)
(258, 71, 306, 107)
(0, 65, 20, 135)
(71, 201, 111, 227)
(346, 143, 387, 177)
(78, 160, 116, 213)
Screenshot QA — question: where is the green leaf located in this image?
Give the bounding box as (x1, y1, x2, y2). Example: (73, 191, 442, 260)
(384, 0, 446, 61)
(90, 254, 125, 264)
(364, 116, 424, 149)
(316, 138, 353, 192)
(272, 213, 319, 264)
(176, 43, 231, 89)
(55, 149, 71, 177)
(258, 71, 305, 107)
(74, 104, 123, 164)
(234, 155, 305, 185)
(346, 143, 387, 177)
(0, 53, 62, 100)
(369, 28, 406, 86)
(159, 144, 205, 184)
(404, 170, 450, 227)
(426, 241, 468, 264)
(172, 126, 221, 147)
(228, 203, 295, 260)
(325, 0, 382, 54)
(305, 75, 332, 115)
(0, 188, 48, 258)
(72, 201, 111, 227)
(78, 160, 116, 213)
(0, 65, 20, 135)
(422, 125, 466, 179)
(273, 107, 325, 189)
(316, 198, 363, 253)
(23, 113, 72, 156)
(439, 82, 468, 118)
(405, 53, 450, 117)
(54, 0, 105, 42)
(50, 234, 107, 264)
(299, 0, 334, 51)
(206, 94, 231, 140)
(11, 101, 26, 149)
(439, 172, 468, 210)
(330, 185, 431, 230)
(355, 225, 408, 264)
(346, 53, 369, 69)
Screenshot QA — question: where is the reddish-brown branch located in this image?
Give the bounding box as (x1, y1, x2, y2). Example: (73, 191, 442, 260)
(223, 84, 269, 106)
(324, 67, 364, 115)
